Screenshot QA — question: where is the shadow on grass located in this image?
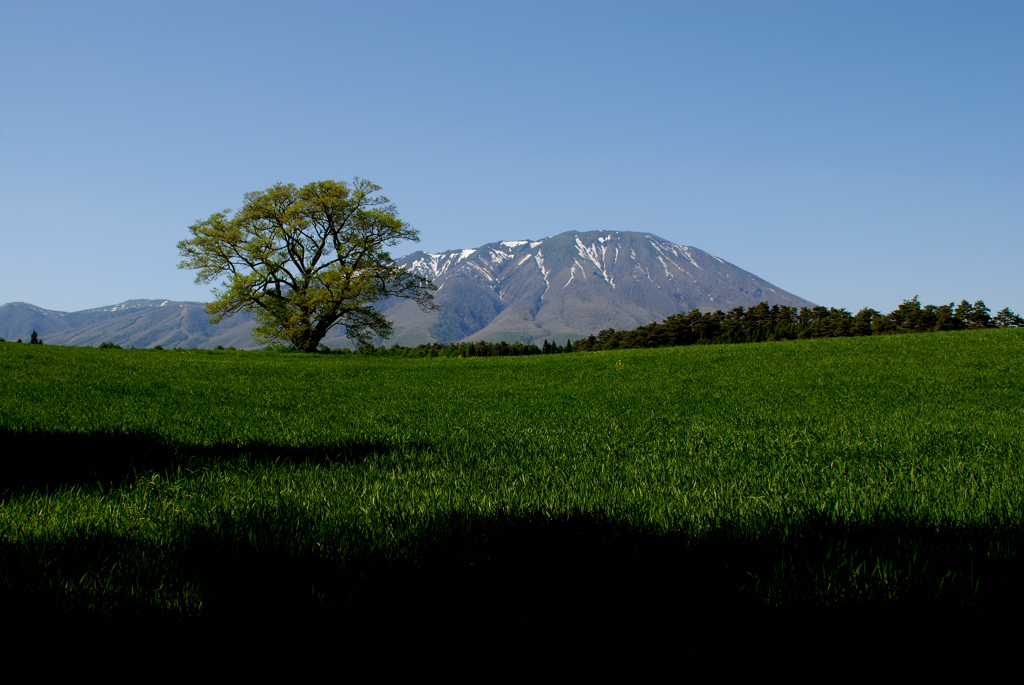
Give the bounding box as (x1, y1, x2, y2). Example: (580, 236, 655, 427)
(0, 427, 416, 495)
(2, 509, 1022, 659)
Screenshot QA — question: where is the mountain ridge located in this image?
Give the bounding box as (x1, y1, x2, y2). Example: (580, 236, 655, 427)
(382, 230, 814, 345)
(0, 299, 257, 349)
(1, 230, 814, 349)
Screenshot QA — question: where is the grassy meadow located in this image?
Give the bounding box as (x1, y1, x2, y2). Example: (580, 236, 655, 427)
(1, 329, 1022, 648)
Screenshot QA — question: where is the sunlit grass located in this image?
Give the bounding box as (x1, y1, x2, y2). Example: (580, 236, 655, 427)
(1, 329, 1021, 626)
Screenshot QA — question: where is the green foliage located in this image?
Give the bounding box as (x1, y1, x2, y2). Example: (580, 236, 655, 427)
(177, 179, 438, 352)
(569, 296, 1018, 352)
(956, 299, 992, 329)
(0, 330, 1022, 632)
(345, 295, 1018, 359)
(98, 341, 122, 349)
(993, 307, 1024, 328)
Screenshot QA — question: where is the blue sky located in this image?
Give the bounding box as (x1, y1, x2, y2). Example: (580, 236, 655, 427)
(2, 1, 1021, 315)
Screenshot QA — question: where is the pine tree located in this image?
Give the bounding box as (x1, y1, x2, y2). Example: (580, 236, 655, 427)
(954, 300, 974, 327)
(968, 300, 992, 328)
(993, 307, 1024, 328)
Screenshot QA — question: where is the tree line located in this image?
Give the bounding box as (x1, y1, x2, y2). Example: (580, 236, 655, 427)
(4, 298, 1020, 356)
(337, 297, 1023, 358)
(571, 297, 1023, 352)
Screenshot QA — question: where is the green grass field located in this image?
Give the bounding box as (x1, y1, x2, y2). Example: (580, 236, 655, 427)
(1, 330, 1022, 652)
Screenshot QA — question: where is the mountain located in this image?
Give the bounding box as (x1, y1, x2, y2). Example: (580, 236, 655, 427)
(0, 231, 814, 349)
(381, 230, 814, 345)
(0, 300, 257, 349)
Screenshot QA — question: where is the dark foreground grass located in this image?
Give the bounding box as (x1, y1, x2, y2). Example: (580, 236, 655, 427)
(1, 330, 1022, 660)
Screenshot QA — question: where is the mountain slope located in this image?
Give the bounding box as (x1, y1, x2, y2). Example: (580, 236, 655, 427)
(0, 300, 257, 349)
(1, 230, 814, 349)
(382, 230, 814, 345)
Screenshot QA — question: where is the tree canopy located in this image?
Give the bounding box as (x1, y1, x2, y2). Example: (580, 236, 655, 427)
(177, 179, 437, 352)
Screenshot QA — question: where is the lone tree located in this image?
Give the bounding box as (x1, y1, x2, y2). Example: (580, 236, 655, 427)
(178, 179, 438, 352)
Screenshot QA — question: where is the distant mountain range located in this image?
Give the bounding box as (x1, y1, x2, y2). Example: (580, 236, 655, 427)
(1, 230, 814, 349)
(0, 299, 258, 349)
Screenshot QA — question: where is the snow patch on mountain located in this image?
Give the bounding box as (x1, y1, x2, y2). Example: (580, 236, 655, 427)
(534, 250, 550, 298)
(564, 263, 580, 288)
(488, 249, 515, 264)
(657, 256, 673, 279)
(681, 247, 702, 270)
(575, 235, 615, 288)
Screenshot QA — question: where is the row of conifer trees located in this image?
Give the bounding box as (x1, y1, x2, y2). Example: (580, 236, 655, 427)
(347, 297, 1022, 358)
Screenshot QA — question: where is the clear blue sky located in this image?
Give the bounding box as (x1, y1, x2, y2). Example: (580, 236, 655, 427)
(2, 1, 1021, 315)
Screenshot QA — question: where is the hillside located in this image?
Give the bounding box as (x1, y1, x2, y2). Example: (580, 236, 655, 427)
(376, 230, 813, 345)
(0, 300, 256, 349)
(1, 230, 813, 349)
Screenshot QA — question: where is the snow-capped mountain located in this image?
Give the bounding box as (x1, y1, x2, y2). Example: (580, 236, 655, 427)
(1, 230, 814, 349)
(381, 230, 814, 345)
